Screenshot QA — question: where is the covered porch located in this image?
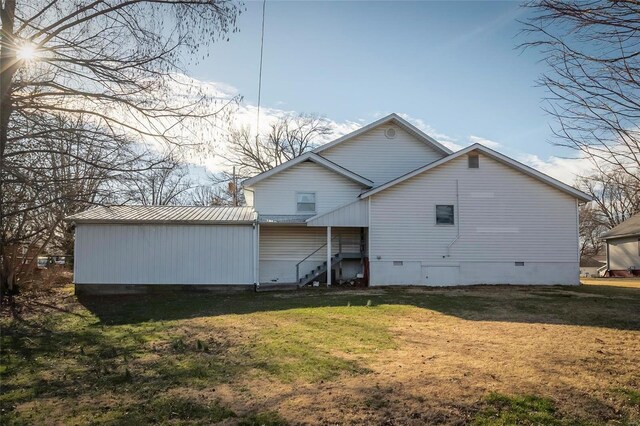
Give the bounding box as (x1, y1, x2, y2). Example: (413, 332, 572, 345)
(257, 199, 369, 289)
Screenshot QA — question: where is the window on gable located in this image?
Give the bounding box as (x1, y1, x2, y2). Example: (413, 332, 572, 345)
(296, 192, 316, 213)
(468, 154, 479, 168)
(436, 205, 455, 225)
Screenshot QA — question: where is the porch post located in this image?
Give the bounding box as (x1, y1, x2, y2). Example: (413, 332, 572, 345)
(327, 226, 332, 286)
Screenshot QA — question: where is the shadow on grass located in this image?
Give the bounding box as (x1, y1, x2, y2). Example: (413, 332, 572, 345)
(3, 284, 640, 424)
(78, 284, 640, 331)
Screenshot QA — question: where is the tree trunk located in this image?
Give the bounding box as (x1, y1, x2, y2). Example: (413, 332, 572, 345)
(0, 0, 17, 295)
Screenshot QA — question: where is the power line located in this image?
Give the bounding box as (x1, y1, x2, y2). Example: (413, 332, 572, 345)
(256, 0, 266, 140)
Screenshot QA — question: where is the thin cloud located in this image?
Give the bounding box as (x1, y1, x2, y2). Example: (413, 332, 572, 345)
(157, 76, 594, 186)
(468, 135, 501, 150)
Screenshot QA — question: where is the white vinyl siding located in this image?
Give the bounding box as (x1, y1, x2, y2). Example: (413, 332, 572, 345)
(250, 161, 365, 216)
(75, 224, 254, 285)
(320, 125, 446, 186)
(369, 153, 579, 284)
(607, 237, 640, 270)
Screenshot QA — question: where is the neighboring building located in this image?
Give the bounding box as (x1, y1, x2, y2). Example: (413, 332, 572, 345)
(579, 255, 606, 277)
(67, 114, 591, 294)
(601, 213, 640, 277)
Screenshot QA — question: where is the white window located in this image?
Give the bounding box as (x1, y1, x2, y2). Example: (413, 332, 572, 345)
(296, 192, 316, 213)
(436, 205, 454, 225)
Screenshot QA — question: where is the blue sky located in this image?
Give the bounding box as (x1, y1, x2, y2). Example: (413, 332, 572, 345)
(189, 1, 587, 182)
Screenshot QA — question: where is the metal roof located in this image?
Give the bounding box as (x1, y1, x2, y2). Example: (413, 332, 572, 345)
(66, 205, 257, 225)
(258, 214, 311, 224)
(602, 213, 640, 240)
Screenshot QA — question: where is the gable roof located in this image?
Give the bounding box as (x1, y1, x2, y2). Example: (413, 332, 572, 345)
(313, 113, 453, 156)
(580, 256, 606, 267)
(602, 212, 640, 240)
(66, 205, 256, 225)
(242, 152, 373, 188)
(242, 113, 451, 188)
(360, 143, 592, 202)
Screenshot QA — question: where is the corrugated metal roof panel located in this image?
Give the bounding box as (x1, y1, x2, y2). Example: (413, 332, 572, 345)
(66, 205, 256, 224)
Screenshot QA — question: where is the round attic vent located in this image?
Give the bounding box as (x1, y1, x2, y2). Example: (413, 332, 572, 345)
(385, 127, 396, 139)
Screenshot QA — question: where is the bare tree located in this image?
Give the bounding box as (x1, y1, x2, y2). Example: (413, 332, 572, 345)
(0, 0, 241, 294)
(523, 1, 640, 185)
(576, 168, 640, 229)
(191, 182, 243, 206)
(220, 113, 332, 179)
(578, 203, 607, 258)
(576, 166, 640, 258)
(122, 157, 194, 206)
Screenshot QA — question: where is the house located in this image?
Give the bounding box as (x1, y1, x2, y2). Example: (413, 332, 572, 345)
(67, 113, 591, 294)
(601, 213, 640, 277)
(579, 255, 606, 278)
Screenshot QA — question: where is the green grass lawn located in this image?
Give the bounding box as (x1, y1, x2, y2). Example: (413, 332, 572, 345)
(1, 282, 639, 425)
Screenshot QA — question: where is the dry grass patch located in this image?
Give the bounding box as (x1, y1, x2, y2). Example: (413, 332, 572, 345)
(1, 283, 639, 424)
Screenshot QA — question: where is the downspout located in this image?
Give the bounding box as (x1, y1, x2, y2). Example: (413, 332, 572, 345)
(446, 179, 460, 257)
(253, 219, 260, 291)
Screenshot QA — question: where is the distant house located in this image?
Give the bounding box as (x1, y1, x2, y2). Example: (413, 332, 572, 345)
(579, 255, 605, 277)
(67, 114, 592, 294)
(602, 213, 640, 277)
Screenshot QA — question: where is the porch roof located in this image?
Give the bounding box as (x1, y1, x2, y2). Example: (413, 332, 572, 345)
(258, 214, 312, 224)
(306, 199, 368, 227)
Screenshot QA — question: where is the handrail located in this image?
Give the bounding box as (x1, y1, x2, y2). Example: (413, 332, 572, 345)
(296, 236, 339, 282)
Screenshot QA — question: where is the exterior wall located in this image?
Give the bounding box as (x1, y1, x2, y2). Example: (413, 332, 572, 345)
(580, 266, 602, 277)
(259, 225, 361, 283)
(250, 161, 365, 216)
(75, 224, 254, 285)
(607, 237, 640, 270)
(368, 153, 580, 286)
(370, 261, 579, 286)
(320, 125, 446, 186)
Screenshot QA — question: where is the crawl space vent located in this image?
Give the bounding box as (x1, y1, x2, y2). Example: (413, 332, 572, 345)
(385, 127, 396, 139)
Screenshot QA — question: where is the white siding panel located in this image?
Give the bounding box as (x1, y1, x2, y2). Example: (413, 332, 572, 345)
(307, 199, 368, 227)
(75, 224, 254, 285)
(251, 161, 365, 216)
(321, 126, 446, 186)
(608, 237, 640, 270)
(369, 153, 580, 285)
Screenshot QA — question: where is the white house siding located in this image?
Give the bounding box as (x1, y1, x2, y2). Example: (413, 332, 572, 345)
(369, 153, 580, 286)
(259, 225, 361, 283)
(249, 161, 366, 216)
(607, 237, 640, 270)
(75, 224, 254, 285)
(320, 126, 446, 186)
(306, 199, 369, 227)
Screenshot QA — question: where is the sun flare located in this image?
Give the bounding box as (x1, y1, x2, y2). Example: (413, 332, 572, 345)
(16, 41, 38, 61)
